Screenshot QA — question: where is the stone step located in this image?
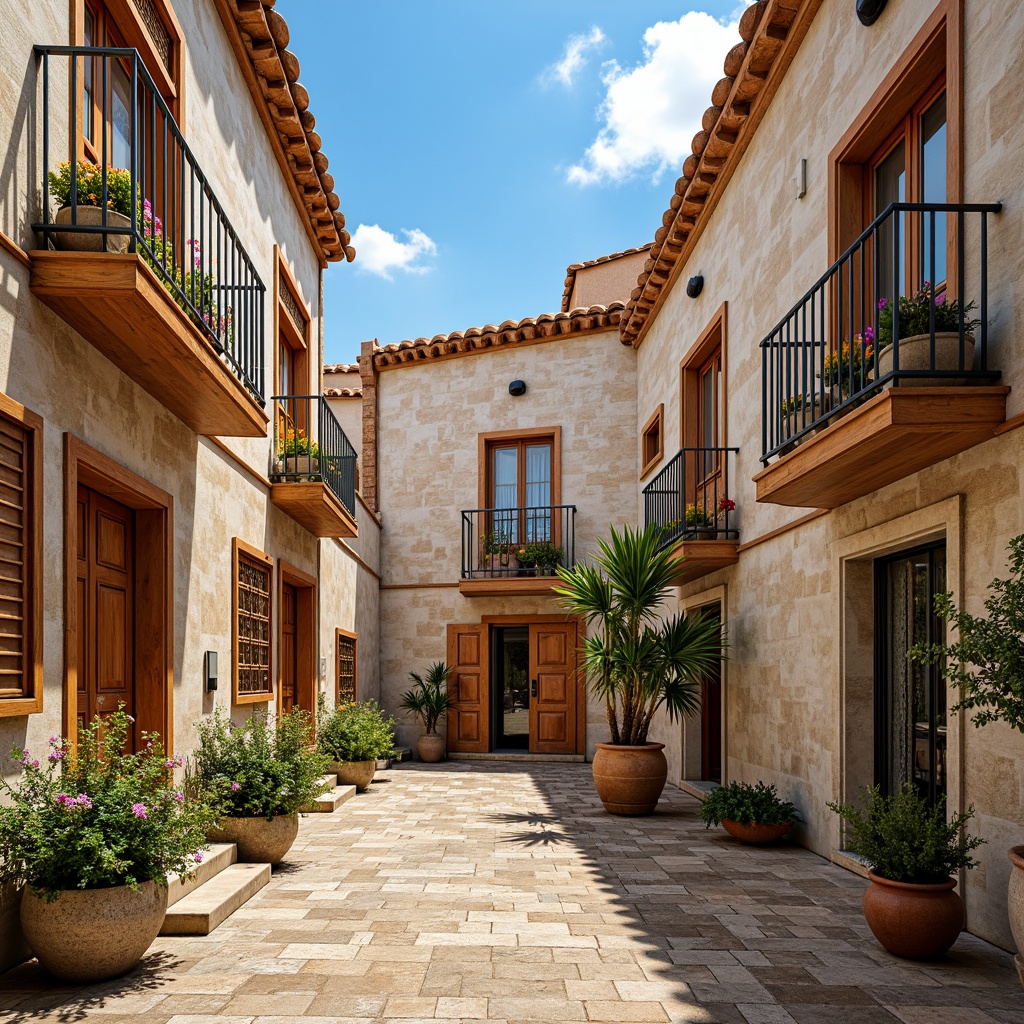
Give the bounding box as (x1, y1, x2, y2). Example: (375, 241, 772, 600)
(166, 843, 237, 908)
(160, 862, 271, 936)
(302, 783, 357, 813)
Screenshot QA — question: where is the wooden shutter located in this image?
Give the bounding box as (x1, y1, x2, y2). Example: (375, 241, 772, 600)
(232, 538, 274, 703)
(446, 624, 489, 753)
(336, 629, 357, 703)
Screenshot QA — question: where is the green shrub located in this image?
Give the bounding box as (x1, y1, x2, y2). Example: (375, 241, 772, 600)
(0, 710, 217, 898)
(317, 697, 396, 763)
(189, 707, 329, 820)
(48, 160, 133, 216)
(828, 785, 984, 884)
(700, 781, 797, 828)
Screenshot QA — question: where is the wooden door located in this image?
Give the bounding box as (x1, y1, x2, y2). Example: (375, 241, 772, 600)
(528, 622, 576, 754)
(280, 582, 297, 715)
(76, 485, 135, 745)
(699, 605, 723, 782)
(446, 624, 489, 752)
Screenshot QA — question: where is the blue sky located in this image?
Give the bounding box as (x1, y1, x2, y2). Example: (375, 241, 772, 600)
(282, 2, 743, 364)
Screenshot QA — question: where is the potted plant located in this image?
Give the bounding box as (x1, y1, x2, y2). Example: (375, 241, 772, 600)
(316, 696, 396, 792)
(684, 503, 717, 539)
(400, 662, 453, 763)
(275, 426, 320, 478)
(0, 710, 216, 983)
(700, 781, 798, 844)
(517, 541, 565, 576)
(909, 535, 1024, 984)
(555, 522, 725, 815)
(780, 393, 830, 448)
(828, 785, 984, 960)
(821, 330, 875, 403)
(47, 160, 133, 252)
(875, 286, 981, 384)
(191, 707, 329, 865)
(480, 529, 514, 576)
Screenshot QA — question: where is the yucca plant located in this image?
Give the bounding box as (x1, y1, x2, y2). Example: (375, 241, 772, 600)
(554, 523, 725, 745)
(400, 662, 453, 735)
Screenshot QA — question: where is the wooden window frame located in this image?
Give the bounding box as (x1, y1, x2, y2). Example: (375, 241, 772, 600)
(335, 627, 358, 705)
(476, 427, 562, 511)
(278, 559, 316, 717)
(232, 537, 274, 705)
(0, 395, 43, 717)
(680, 303, 728, 451)
(274, 248, 312, 395)
(640, 404, 664, 480)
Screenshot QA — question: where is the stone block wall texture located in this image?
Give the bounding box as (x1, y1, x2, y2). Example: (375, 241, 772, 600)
(635, 0, 1024, 952)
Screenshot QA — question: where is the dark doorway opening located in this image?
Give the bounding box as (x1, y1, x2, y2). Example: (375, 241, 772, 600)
(699, 603, 722, 783)
(491, 625, 529, 750)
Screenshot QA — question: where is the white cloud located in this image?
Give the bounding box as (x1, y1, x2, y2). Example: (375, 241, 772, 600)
(543, 26, 606, 87)
(567, 12, 738, 186)
(349, 224, 437, 279)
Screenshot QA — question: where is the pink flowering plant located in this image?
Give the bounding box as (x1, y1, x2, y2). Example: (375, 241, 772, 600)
(876, 285, 980, 352)
(189, 708, 329, 821)
(0, 710, 217, 900)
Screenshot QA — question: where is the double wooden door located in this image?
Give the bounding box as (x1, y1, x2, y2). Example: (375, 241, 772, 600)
(280, 582, 297, 715)
(76, 484, 135, 744)
(446, 621, 579, 755)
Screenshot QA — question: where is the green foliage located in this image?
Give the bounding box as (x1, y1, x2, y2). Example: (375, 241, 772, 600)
(554, 523, 725, 745)
(316, 696, 396, 762)
(909, 535, 1024, 733)
(48, 160, 133, 216)
(400, 662, 453, 734)
(517, 542, 564, 568)
(189, 708, 329, 820)
(0, 710, 217, 898)
(700, 781, 797, 828)
(822, 334, 874, 394)
(828, 785, 984, 884)
(877, 284, 980, 351)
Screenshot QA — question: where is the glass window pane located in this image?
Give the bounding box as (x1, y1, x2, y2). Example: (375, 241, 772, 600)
(921, 94, 947, 287)
(111, 67, 131, 170)
(84, 11, 94, 142)
(525, 444, 551, 540)
(875, 141, 906, 300)
(492, 447, 517, 510)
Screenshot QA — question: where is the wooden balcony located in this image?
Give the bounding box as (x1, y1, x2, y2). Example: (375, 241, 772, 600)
(754, 387, 1010, 508)
(666, 538, 740, 585)
(30, 251, 267, 437)
(269, 481, 357, 538)
(458, 572, 564, 598)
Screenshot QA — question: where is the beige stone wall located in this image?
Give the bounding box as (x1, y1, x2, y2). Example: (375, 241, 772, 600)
(568, 250, 648, 311)
(634, 0, 1024, 951)
(325, 393, 363, 460)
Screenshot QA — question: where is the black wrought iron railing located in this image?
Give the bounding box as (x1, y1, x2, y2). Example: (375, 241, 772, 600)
(34, 45, 265, 402)
(461, 505, 576, 579)
(643, 447, 739, 551)
(271, 395, 357, 517)
(760, 202, 1002, 463)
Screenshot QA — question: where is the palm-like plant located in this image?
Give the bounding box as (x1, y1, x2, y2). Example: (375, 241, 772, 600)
(400, 662, 453, 735)
(554, 523, 725, 746)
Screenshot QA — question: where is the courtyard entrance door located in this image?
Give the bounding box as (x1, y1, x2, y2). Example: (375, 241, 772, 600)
(280, 581, 297, 715)
(699, 603, 722, 783)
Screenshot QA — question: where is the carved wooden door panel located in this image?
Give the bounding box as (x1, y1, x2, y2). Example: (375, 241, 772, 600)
(446, 624, 489, 753)
(528, 623, 576, 754)
(280, 582, 297, 715)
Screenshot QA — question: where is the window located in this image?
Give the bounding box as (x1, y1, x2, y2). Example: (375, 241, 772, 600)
(0, 396, 42, 716)
(479, 428, 560, 545)
(336, 629, 357, 704)
(640, 405, 664, 478)
(274, 253, 312, 453)
(232, 539, 274, 704)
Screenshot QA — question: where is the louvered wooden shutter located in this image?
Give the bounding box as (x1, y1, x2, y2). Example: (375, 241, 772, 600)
(0, 417, 28, 698)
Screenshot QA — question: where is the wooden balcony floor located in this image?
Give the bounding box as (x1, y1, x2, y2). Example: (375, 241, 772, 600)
(270, 481, 358, 538)
(668, 539, 740, 585)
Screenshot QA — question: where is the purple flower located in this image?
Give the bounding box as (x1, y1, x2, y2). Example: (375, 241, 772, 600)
(174, 791, 184, 803)
(877, 297, 888, 310)
(193, 852, 204, 864)
(132, 803, 148, 819)
(935, 291, 946, 305)
(230, 781, 241, 792)
(862, 327, 875, 343)
(48, 737, 59, 745)
(47, 750, 64, 763)
(74, 794, 92, 810)
(56, 793, 74, 808)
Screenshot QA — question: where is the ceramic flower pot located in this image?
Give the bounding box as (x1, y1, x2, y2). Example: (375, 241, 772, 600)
(52, 204, 131, 253)
(208, 812, 299, 865)
(721, 819, 793, 845)
(21, 880, 168, 983)
(417, 733, 446, 763)
(592, 742, 668, 816)
(876, 332, 975, 385)
(330, 759, 376, 792)
(1008, 846, 1024, 987)
(862, 870, 964, 960)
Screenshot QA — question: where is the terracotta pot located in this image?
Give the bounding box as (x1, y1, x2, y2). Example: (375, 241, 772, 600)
(51, 204, 131, 253)
(1008, 846, 1024, 987)
(721, 819, 793, 845)
(330, 759, 376, 792)
(876, 332, 976, 385)
(209, 812, 299, 865)
(592, 742, 668, 816)
(862, 870, 964, 960)
(21, 880, 167, 983)
(417, 733, 446, 763)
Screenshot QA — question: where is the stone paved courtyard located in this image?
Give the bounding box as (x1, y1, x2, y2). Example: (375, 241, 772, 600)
(0, 762, 1018, 1024)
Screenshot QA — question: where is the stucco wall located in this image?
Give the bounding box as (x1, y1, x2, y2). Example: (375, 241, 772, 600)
(568, 250, 648, 311)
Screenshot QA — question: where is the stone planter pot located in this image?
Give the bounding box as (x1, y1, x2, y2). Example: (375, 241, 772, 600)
(21, 880, 167, 983)
(52, 204, 131, 253)
(592, 742, 668, 816)
(876, 333, 976, 385)
(209, 812, 299, 865)
(417, 733, 446, 763)
(862, 870, 964, 960)
(1008, 846, 1024, 987)
(721, 819, 793, 845)
(330, 759, 376, 792)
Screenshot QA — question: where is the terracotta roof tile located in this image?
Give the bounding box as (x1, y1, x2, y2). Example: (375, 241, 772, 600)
(560, 244, 652, 312)
(324, 386, 362, 398)
(323, 362, 360, 374)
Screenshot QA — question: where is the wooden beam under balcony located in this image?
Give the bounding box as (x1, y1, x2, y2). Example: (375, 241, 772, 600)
(668, 539, 740, 585)
(458, 575, 563, 598)
(30, 251, 267, 437)
(270, 481, 358, 538)
(754, 387, 1010, 509)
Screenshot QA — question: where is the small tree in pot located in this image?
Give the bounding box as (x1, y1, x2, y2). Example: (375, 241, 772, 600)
(400, 663, 453, 763)
(555, 523, 725, 815)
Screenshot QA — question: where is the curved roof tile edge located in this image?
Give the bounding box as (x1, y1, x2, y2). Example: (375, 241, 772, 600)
(323, 362, 360, 374)
(324, 387, 363, 398)
(559, 243, 653, 313)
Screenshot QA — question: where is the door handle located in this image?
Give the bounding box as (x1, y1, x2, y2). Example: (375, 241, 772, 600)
(531, 679, 537, 698)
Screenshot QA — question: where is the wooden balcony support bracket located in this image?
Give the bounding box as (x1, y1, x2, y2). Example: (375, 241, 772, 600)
(269, 481, 358, 538)
(458, 576, 566, 599)
(669, 539, 741, 586)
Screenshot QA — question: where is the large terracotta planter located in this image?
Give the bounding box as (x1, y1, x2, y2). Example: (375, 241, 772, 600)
(52, 204, 131, 253)
(209, 812, 299, 865)
(1009, 846, 1024, 987)
(330, 759, 375, 792)
(417, 733, 446, 763)
(862, 870, 964, 960)
(592, 742, 668, 816)
(876, 332, 975, 385)
(21, 880, 168, 983)
(721, 819, 793, 845)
